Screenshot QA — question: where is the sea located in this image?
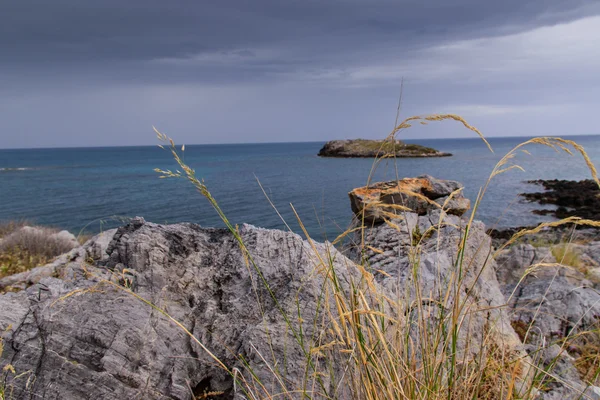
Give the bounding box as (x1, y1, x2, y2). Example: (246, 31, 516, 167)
(1, 135, 599, 240)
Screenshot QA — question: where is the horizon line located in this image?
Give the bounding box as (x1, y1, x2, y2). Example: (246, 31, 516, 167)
(1, 132, 599, 151)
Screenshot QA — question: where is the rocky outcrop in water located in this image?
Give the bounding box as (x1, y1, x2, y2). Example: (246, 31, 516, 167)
(489, 178, 600, 248)
(521, 179, 600, 220)
(318, 139, 451, 158)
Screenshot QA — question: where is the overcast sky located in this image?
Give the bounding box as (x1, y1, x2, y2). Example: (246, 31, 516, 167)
(1, 1, 600, 148)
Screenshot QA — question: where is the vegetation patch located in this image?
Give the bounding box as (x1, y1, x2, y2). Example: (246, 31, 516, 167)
(0, 222, 75, 279)
(551, 243, 582, 269)
(572, 328, 600, 385)
(0, 220, 29, 238)
(318, 138, 451, 158)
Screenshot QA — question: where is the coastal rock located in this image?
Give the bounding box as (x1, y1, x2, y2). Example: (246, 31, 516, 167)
(2, 175, 599, 399)
(504, 275, 600, 339)
(577, 242, 600, 269)
(318, 139, 451, 158)
(494, 244, 557, 288)
(349, 176, 600, 399)
(489, 225, 600, 252)
(0, 218, 363, 399)
(84, 228, 118, 263)
(527, 344, 600, 400)
(495, 242, 600, 397)
(489, 178, 600, 249)
(346, 203, 530, 393)
(348, 175, 469, 223)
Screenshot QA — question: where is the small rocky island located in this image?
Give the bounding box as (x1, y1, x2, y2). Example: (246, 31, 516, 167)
(318, 139, 451, 158)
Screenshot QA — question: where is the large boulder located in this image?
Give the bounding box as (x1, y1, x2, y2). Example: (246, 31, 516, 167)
(345, 207, 528, 380)
(349, 176, 600, 399)
(0, 219, 361, 399)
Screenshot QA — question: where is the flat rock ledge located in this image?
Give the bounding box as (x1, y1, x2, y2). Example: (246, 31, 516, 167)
(318, 139, 452, 158)
(348, 175, 470, 223)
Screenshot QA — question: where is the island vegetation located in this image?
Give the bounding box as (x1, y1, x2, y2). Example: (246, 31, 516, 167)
(318, 138, 451, 158)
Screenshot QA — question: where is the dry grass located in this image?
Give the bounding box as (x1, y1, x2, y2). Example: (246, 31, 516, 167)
(26, 121, 596, 400)
(0, 221, 29, 239)
(0, 224, 75, 279)
(572, 328, 600, 385)
(76, 233, 93, 245)
(149, 123, 600, 399)
(149, 121, 600, 399)
(551, 243, 583, 269)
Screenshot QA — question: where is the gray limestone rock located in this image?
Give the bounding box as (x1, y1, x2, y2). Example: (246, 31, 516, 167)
(1, 176, 599, 399)
(346, 208, 530, 389)
(495, 244, 558, 289)
(0, 219, 361, 399)
(84, 228, 118, 263)
(495, 243, 600, 398)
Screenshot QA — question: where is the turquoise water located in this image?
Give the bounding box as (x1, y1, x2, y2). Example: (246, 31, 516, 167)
(1, 135, 599, 239)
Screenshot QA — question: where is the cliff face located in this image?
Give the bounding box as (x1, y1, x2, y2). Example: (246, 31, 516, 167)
(318, 139, 452, 158)
(1, 177, 600, 399)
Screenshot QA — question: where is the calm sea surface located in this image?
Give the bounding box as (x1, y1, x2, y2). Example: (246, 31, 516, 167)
(1, 135, 599, 240)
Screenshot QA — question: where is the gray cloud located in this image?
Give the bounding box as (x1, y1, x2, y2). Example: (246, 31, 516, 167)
(3, 1, 598, 70)
(1, 1, 599, 148)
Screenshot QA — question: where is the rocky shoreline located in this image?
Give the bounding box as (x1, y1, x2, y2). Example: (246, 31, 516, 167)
(318, 139, 452, 158)
(521, 179, 600, 220)
(1, 176, 600, 399)
(489, 179, 600, 247)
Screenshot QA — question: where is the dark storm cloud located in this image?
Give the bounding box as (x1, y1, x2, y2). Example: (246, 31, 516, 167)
(2, 1, 600, 148)
(2, 0, 599, 82)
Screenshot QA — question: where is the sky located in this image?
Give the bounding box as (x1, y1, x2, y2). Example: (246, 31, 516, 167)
(1, 1, 600, 148)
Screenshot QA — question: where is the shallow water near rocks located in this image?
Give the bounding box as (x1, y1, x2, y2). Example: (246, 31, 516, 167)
(1, 135, 599, 239)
